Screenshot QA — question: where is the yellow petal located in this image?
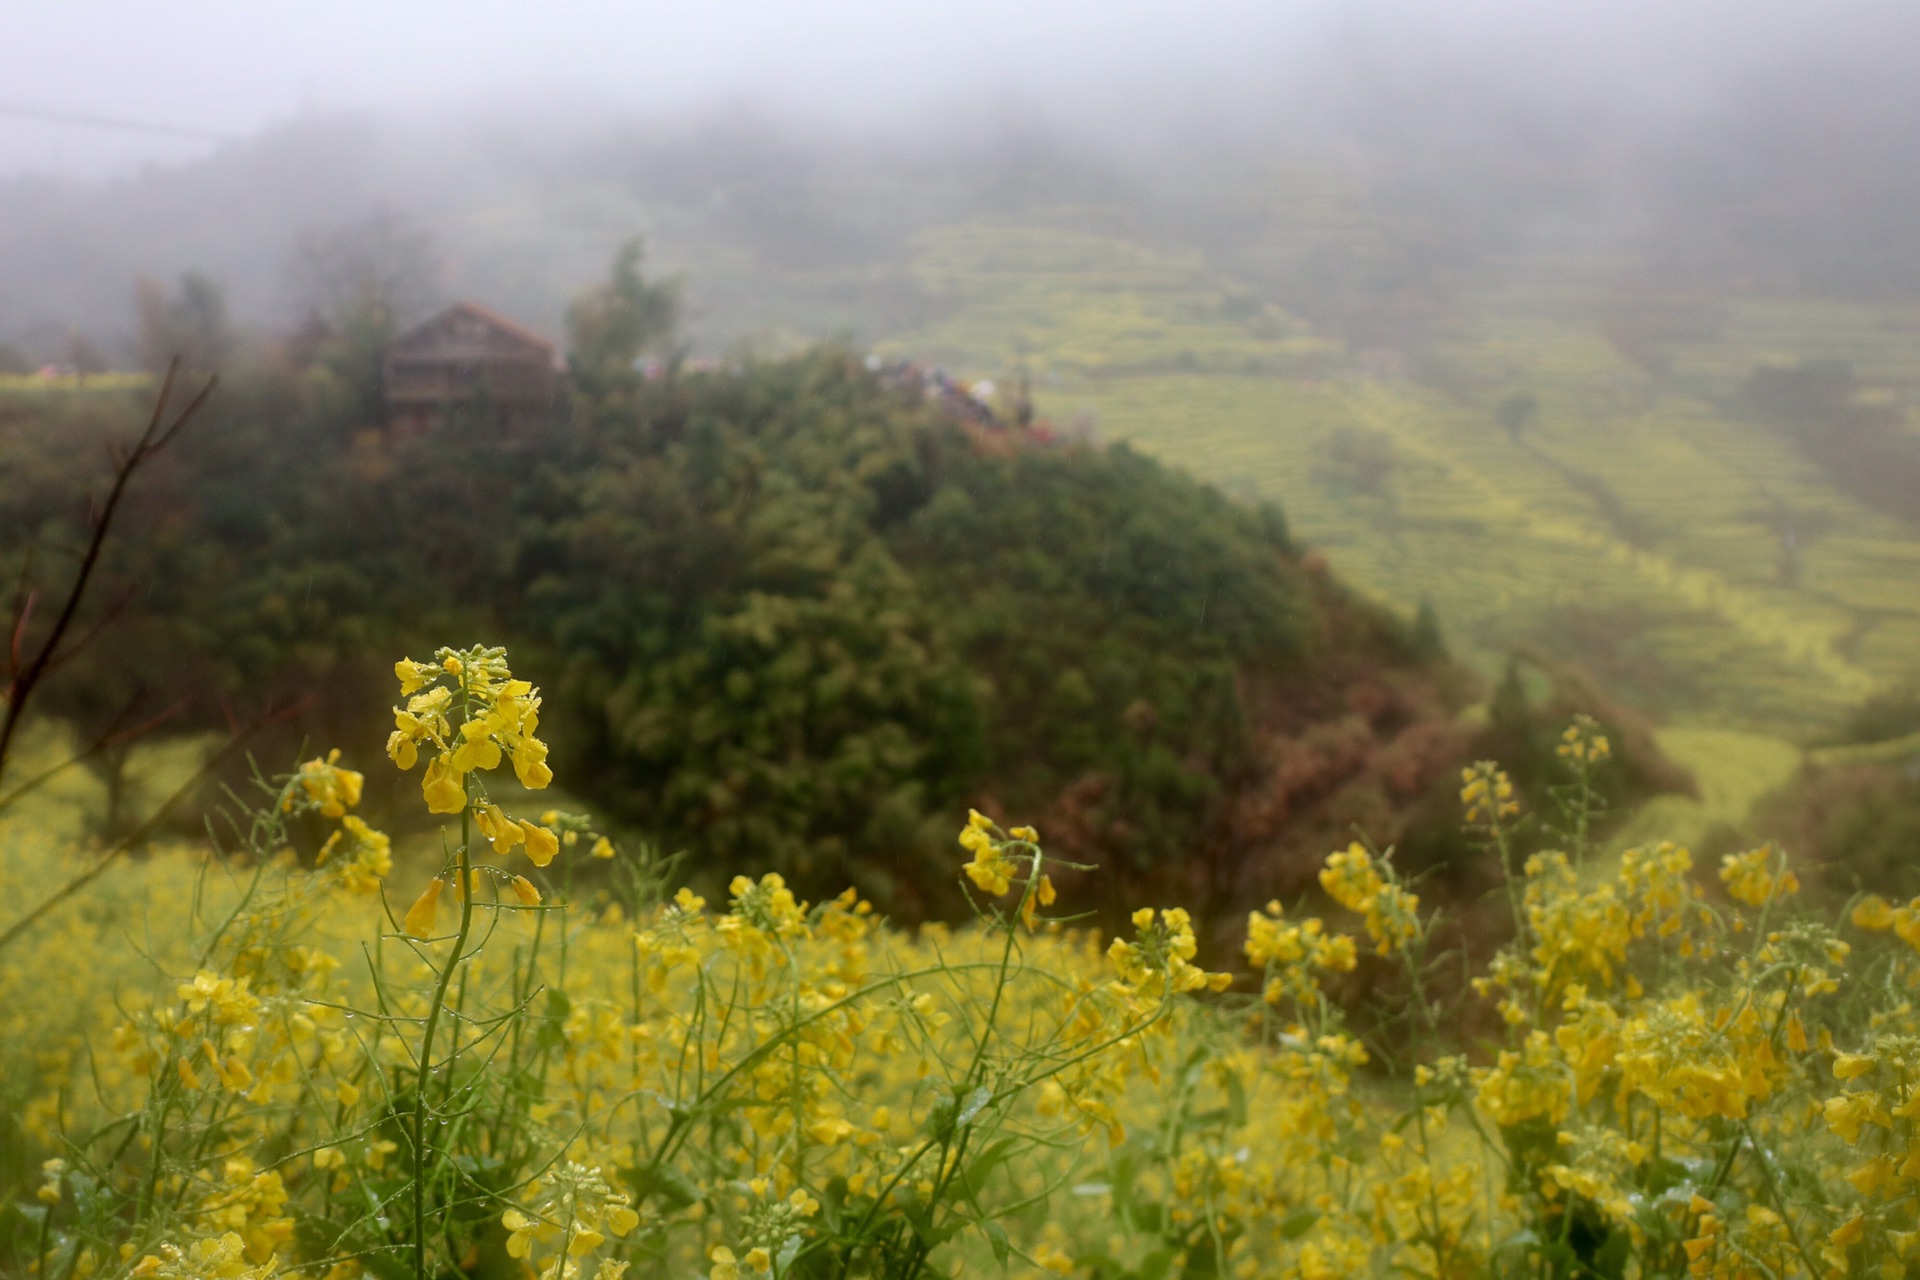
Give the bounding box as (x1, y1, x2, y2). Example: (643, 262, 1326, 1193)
(1836, 1053, 1877, 1080)
(421, 756, 466, 814)
(476, 803, 525, 855)
(511, 875, 542, 906)
(514, 737, 554, 789)
(386, 731, 418, 771)
(403, 879, 444, 938)
(450, 734, 502, 775)
(521, 821, 560, 868)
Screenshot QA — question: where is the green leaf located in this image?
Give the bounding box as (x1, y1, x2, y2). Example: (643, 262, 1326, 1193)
(984, 1220, 1010, 1269)
(1593, 1227, 1631, 1280)
(957, 1084, 993, 1127)
(1109, 1147, 1139, 1226)
(621, 1162, 700, 1210)
(1137, 1246, 1177, 1280)
(899, 1194, 934, 1239)
(821, 1175, 850, 1231)
(1224, 1069, 1247, 1129)
(537, 987, 573, 1049)
(962, 1137, 1019, 1197)
(1492, 1229, 1541, 1267)
(1279, 1208, 1319, 1240)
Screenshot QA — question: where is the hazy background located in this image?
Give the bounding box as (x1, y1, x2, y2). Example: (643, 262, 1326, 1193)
(9, 0, 1920, 347)
(7, 0, 1920, 904)
(9, 0, 1920, 765)
(3, 0, 1823, 175)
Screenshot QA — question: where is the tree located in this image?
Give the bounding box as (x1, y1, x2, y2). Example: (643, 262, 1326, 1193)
(287, 211, 441, 432)
(566, 239, 680, 397)
(1495, 392, 1537, 442)
(288, 209, 440, 332)
(135, 273, 231, 375)
(1487, 656, 1541, 784)
(1410, 596, 1445, 660)
(64, 329, 107, 376)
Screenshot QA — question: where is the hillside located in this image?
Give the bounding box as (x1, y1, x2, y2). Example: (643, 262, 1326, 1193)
(9, 114, 1920, 863)
(12, 120, 1919, 761)
(874, 224, 1920, 750)
(17, 338, 1657, 931)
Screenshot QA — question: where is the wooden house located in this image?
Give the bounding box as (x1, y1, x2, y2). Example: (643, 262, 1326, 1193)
(383, 301, 563, 433)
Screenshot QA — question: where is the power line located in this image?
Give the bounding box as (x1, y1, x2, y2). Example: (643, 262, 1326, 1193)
(0, 100, 237, 142)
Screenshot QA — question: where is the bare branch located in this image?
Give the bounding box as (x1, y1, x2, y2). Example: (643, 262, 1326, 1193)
(8, 587, 36, 678)
(0, 359, 216, 790)
(0, 696, 189, 820)
(0, 698, 305, 956)
(37, 585, 139, 681)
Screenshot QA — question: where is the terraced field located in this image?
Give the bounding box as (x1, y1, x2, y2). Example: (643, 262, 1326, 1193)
(880, 222, 1920, 744)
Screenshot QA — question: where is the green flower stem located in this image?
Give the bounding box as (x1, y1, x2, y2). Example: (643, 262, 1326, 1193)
(413, 772, 478, 1280)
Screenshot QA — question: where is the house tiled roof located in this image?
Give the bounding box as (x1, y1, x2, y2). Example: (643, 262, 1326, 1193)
(390, 300, 556, 355)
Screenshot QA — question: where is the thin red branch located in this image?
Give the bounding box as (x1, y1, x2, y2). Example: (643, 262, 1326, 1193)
(101, 696, 191, 749)
(0, 698, 305, 956)
(0, 696, 191, 821)
(0, 359, 216, 791)
(8, 588, 36, 678)
(37, 586, 139, 682)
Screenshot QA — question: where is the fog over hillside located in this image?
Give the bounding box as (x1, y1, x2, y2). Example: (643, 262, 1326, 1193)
(6, 0, 1920, 356)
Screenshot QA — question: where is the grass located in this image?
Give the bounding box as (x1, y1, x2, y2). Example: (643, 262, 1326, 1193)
(0, 372, 152, 394)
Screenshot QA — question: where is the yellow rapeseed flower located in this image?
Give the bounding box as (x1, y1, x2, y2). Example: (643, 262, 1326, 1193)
(421, 754, 466, 814)
(513, 736, 553, 790)
(1720, 845, 1798, 908)
(404, 878, 444, 938)
(962, 827, 1017, 896)
(521, 821, 560, 867)
(289, 750, 364, 817)
(1834, 1053, 1877, 1080)
(1853, 895, 1896, 931)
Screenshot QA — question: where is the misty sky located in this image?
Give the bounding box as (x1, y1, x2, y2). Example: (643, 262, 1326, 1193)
(1, 0, 1894, 178)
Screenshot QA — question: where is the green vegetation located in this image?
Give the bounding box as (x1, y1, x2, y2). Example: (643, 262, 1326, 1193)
(869, 223, 1920, 755)
(0, 269, 1488, 919)
(24, 200, 1920, 914)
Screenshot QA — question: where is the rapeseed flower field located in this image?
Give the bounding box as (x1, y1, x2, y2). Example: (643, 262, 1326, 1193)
(7, 649, 1920, 1279)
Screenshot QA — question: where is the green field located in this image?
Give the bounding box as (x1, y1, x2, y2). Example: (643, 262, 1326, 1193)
(876, 222, 1920, 758)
